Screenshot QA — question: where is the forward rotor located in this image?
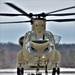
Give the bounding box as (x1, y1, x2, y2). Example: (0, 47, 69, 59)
(0, 2, 75, 24)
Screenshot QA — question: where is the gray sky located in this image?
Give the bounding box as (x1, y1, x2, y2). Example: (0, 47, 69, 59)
(0, 0, 75, 44)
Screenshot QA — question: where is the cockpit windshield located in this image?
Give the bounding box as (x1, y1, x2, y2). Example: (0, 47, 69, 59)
(29, 32, 51, 41)
(25, 31, 61, 54)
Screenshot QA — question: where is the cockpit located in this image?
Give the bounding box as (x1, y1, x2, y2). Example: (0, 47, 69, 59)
(25, 31, 61, 54)
(29, 31, 51, 41)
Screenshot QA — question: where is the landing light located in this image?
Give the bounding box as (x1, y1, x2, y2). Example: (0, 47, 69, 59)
(42, 54, 45, 59)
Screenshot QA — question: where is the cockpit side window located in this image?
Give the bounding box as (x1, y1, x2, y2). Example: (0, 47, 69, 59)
(25, 31, 32, 43)
(44, 32, 51, 41)
(29, 32, 37, 41)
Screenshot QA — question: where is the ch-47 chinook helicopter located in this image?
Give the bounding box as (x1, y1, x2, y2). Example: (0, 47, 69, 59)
(0, 2, 75, 75)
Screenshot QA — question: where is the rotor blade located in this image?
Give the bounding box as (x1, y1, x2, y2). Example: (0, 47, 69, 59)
(46, 18, 75, 22)
(0, 20, 30, 24)
(0, 13, 24, 16)
(48, 13, 75, 16)
(0, 13, 75, 17)
(48, 6, 75, 14)
(5, 2, 31, 18)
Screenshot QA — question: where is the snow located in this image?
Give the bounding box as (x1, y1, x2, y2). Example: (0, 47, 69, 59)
(0, 68, 75, 73)
(60, 68, 75, 72)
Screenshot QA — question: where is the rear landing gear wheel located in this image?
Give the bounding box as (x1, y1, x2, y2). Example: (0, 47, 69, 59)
(57, 68, 60, 75)
(52, 67, 60, 75)
(17, 67, 21, 75)
(52, 68, 56, 75)
(17, 67, 24, 75)
(21, 67, 24, 75)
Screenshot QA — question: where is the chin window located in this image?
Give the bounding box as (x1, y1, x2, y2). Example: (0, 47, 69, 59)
(43, 47, 50, 54)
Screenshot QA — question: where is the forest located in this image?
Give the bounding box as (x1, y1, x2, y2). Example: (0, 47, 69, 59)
(0, 42, 75, 69)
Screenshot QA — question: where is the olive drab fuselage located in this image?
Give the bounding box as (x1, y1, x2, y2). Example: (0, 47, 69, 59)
(17, 19, 61, 70)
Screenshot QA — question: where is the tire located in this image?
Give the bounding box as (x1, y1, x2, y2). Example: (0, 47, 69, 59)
(21, 67, 24, 75)
(17, 67, 21, 75)
(57, 68, 60, 75)
(52, 68, 56, 75)
(45, 70, 48, 73)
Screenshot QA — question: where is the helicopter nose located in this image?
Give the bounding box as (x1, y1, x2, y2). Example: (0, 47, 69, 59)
(36, 54, 45, 60)
(36, 48, 45, 57)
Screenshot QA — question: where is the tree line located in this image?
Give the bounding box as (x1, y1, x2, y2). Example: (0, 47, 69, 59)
(0, 42, 75, 69)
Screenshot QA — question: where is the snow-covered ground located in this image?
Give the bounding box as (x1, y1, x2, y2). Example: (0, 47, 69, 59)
(0, 68, 75, 73)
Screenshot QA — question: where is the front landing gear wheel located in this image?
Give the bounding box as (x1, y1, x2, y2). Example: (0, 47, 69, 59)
(17, 67, 21, 75)
(17, 67, 24, 75)
(45, 60, 49, 74)
(45, 70, 48, 74)
(57, 68, 60, 75)
(45, 66, 48, 74)
(21, 68, 24, 75)
(52, 68, 56, 75)
(36, 63, 40, 73)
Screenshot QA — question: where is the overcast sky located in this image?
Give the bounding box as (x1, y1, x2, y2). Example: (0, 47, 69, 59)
(0, 0, 75, 44)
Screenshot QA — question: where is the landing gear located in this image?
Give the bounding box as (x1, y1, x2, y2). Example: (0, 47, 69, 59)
(36, 57, 41, 74)
(52, 67, 60, 75)
(36, 63, 42, 75)
(57, 68, 60, 75)
(17, 67, 20, 75)
(17, 67, 24, 75)
(36, 63, 40, 72)
(44, 60, 49, 75)
(17, 63, 24, 75)
(52, 68, 56, 75)
(45, 65, 48, 74)
(36, 60, 49, 75)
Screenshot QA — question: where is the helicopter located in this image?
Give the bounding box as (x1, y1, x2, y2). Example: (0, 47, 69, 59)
(0, 2, 75, 75)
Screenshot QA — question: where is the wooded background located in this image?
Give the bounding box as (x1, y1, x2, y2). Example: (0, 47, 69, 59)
(0, 42, 75, 69)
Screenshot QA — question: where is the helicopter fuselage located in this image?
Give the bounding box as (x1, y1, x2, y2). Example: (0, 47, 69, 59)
(17, 19, 61, 70)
